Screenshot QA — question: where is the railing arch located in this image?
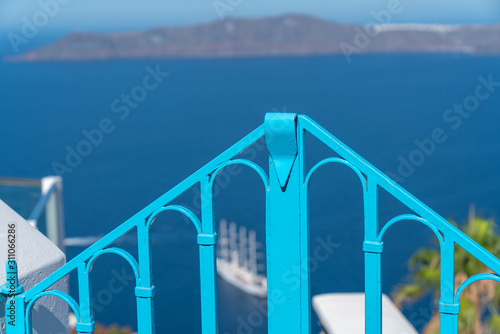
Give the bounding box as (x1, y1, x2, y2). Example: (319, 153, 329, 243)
(305, 157, 367, 191)
(86, 247, 140, 286)
(210, 158, 269, 190)
(146, 205, 201, 233)
(25, 290, 80, 334)
(455, 272, 500, 303)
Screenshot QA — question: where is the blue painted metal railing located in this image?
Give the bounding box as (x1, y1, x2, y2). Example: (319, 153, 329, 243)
(2, 113, 500, 333)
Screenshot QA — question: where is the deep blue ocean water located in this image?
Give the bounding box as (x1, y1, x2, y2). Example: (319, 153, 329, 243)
(1, 54, 500, 333)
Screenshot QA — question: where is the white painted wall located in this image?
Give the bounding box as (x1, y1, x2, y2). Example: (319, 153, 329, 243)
(0, 199, 68, 334)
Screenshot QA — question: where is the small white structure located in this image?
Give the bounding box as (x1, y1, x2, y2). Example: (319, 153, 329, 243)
(312, 293, 418, 334)
(0, 199, 68, 334)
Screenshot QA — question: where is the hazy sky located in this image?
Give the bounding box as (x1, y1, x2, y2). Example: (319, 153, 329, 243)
(1, 0, 500, 33)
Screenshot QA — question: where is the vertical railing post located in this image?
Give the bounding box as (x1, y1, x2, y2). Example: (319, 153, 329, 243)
(136, 223, 155, 334)
(76, 262, 94, 334)
(265, 113, 309, 333)
(363, 179, 382, 334)
(4, 260, 26, 334)
(439, 235, 458, 334)
(198, 177, 218, 334)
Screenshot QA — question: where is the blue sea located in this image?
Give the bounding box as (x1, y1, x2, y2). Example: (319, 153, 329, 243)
(1, 53, 500, 333)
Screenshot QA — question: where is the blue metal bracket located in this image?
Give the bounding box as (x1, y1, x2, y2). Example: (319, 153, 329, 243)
(264, 113, 298, 189)
(363, 241, 384, 254)
(439, 301, 460, 315)
(75, 320, 95, 333)
(135, 286, 156, 298)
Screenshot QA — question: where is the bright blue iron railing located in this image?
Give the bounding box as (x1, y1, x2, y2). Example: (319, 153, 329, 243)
(2, 113, 500, 334)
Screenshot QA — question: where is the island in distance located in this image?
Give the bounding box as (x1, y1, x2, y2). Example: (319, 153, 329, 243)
(6, 14, 500, 62)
